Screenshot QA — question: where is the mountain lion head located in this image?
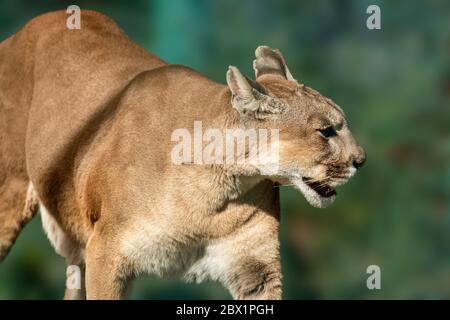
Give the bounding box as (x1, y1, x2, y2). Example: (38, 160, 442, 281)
(226, 45, 366, 208)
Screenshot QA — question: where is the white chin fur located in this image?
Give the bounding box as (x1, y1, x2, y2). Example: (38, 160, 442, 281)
(291, 177, 336, 208)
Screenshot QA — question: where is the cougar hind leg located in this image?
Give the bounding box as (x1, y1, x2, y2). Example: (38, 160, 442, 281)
(0, 179, 38, 262)
(39, 203, 86, 299)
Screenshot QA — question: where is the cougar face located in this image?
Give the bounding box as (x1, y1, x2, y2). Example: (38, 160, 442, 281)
(227, 46, 366, 208)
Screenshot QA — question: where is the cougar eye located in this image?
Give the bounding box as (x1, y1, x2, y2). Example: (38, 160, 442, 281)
(319, 126, 337, 138)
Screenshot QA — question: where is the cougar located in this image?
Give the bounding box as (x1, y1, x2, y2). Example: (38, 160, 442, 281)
(0, 10, 365, 299)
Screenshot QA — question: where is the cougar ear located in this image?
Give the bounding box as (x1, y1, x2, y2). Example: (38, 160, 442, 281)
(253, 45, 297, 83)
(227, 66, 257, 103)
(226, 65, 286, 118)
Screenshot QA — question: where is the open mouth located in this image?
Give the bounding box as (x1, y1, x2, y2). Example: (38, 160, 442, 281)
(291, 175, 338, 208)
(302, 177, 336, 198)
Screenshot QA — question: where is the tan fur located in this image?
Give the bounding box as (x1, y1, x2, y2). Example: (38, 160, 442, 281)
(0, 10, 365, 299)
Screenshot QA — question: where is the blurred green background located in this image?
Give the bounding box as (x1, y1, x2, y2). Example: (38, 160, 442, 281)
(0, 0, 449, 299)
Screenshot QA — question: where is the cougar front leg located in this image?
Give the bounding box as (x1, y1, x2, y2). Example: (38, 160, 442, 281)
(227, 255, 282, 300)
(223, 216, 282, 300)
(188, 213, 282, 300)
(84, 229, 128, 299)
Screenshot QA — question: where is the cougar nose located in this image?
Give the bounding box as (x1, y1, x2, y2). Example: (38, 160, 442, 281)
(352, 150, 366, 169)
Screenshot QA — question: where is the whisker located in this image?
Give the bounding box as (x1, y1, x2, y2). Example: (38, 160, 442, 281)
(274, 184, 295, 188)
(309, 181, 332, 189)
